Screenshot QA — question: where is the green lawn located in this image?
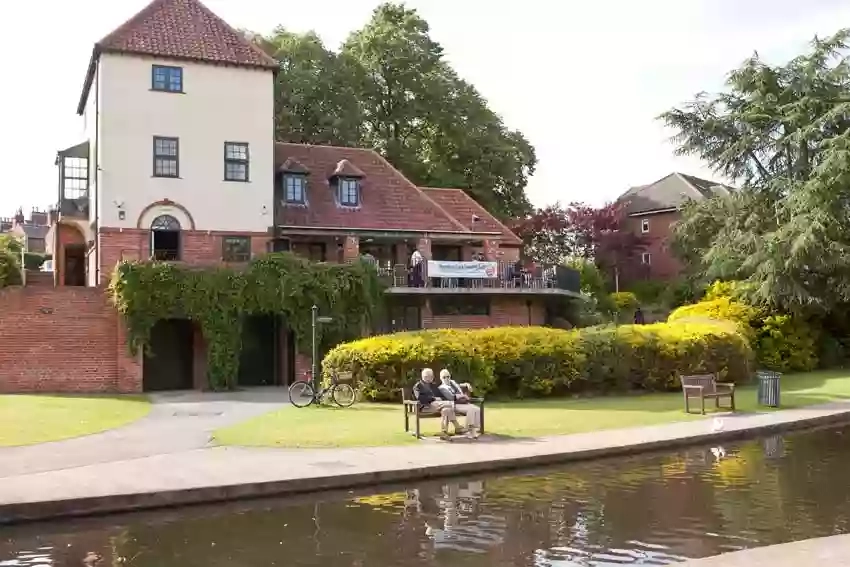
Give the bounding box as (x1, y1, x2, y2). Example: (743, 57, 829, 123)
(214, 369, 850, 448)
(0, 394, 151, 447)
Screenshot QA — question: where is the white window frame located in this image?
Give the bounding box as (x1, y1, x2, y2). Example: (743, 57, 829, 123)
(641, 218, 650, 233)
(642, 252, 652, 265)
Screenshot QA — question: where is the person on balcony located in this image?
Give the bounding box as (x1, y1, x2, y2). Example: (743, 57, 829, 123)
(413, 368, 464, 440)
(410, 249, 425, 287)
(438, 369, 481, 439)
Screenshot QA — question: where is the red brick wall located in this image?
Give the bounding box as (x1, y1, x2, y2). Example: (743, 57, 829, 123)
(0, 286, 141, 393)
(625, 211, 682, 281)
(423, 297, 545, 329)
(98, 228, 271, 283)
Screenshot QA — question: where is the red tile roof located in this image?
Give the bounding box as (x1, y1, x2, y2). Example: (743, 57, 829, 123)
(420, 187, 522, 245)
(275, 143, 475, 234)
(77, 0, 277, 114)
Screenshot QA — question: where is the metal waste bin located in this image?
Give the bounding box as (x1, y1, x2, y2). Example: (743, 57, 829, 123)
(757, 370, 781, 407)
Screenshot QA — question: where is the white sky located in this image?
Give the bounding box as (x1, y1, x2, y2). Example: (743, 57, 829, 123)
(2, 0, 850, 216)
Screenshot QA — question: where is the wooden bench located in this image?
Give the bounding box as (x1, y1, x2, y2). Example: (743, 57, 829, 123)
(681, 374, 736, 414)
(401, 387, 485, 438)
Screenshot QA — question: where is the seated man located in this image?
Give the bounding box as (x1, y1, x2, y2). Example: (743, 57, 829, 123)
(438, 369, 481, 439)
(413, 368, 464, 440)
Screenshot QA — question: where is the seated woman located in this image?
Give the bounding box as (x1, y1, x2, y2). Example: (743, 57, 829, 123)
(413, 368, 464, 440)
(438, 369, 481, 439)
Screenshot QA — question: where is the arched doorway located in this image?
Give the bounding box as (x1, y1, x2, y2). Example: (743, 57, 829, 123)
(150, 214, 181, 260)
(57, 223, 87, 286)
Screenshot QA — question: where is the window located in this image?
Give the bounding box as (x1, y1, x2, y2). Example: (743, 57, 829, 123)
(150, 214, 181, 261)
(642, 252, 652, 265)
(224, 142, 249, 182)
(284, 174, 306, 204)
(153, 137, 179, 178)
(62, 157, 88, 199)
(431, 297, 490, 316)
(641, 218, 650, 233)
(338, 178, 360, 206)
(152, 65, 183, 92)
(222, 236, 251, 262)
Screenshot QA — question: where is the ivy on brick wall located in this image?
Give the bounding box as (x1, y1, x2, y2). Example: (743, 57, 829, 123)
(109, 252, 386, 390)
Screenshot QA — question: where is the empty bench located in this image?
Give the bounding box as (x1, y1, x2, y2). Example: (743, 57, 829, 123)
(681, 373, 736, 414)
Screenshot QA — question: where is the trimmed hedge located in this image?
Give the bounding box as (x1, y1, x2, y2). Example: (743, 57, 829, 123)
(668, 283, 819, 373)
(322, 322, 753, 401)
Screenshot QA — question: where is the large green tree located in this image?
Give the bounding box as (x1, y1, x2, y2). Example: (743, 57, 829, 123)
(254, 3, 536, 219)
(661, 29, 850, 313)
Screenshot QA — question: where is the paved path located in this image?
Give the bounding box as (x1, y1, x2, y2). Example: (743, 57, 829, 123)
(0, 388, 290, 477)
(683, 534, 850, 566)
(2, 398, 850, 523)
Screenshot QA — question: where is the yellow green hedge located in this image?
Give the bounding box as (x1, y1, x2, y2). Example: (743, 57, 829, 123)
(322, 322, 753, 401)
(668, 285, 819, 373)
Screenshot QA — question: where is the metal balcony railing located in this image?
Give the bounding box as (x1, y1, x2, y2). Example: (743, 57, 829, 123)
(360, 259, 580, 293)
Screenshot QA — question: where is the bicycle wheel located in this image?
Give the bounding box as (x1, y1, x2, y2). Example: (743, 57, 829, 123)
(289, 380, 316, 408)
(332, 383, 356, 408)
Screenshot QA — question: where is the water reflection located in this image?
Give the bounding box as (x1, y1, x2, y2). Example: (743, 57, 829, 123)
(3, 425, 850, 566)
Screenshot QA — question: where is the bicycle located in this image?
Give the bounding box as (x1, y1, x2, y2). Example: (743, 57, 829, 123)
(288, 370, 357, 408)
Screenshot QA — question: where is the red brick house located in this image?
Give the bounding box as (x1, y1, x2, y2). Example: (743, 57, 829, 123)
(619, 172, 734, 282)
(0, 0, 579, 394)
(3, 209, 50, 253)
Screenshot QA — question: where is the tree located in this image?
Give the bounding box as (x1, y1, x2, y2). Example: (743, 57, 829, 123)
(253, 28, 363, 146)
(511, 202, 647, 287)
(254, 3, 536, 220)
(660, 29, 850, 313)
(567, 202, 648, 289)
(510, 204, 572, 265)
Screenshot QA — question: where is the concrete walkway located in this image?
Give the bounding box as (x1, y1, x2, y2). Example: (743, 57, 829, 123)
(683, 534, 850, 566)
(2, 398, 850, 524)
(1, 388, 291, 477)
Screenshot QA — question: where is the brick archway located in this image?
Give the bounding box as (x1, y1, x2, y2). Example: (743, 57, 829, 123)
(136, 199, 196, 231)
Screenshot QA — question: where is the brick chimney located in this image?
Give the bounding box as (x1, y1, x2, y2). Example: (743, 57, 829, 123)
(48, 208, 58, 225)
(29, 209, 48, 226)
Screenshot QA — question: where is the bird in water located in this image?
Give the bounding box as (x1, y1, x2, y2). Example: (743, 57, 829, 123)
(710, 446, 726, 460)
(83, 552, 102, 566)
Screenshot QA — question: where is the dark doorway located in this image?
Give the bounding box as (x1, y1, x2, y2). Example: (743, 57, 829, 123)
(387, 299, 423, 332)
(63, 244, 86, 286)
(150, 214, 181, 260)
(432, 245, 462, 261)
(143, 319, 194, 391)
(238, 315, 278, 387)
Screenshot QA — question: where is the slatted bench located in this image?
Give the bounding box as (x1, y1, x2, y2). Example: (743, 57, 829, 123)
(681, 373, 736, 414)
(401, 387, 486, 439)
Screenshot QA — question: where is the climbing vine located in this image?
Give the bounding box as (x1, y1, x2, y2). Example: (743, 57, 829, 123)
(109, 252, 386, 390)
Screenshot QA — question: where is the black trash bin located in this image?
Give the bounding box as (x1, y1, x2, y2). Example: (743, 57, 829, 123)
(757, 370, 781, 407)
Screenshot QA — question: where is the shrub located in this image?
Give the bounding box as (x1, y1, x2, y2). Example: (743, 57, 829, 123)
(629, 280, 667, 304)
(0, 247, 21, 288)
(610, 291, 639, 313)
(322, 322, 753, 401)
(668, 286, 819, 373)
(23, 252, 50, 270)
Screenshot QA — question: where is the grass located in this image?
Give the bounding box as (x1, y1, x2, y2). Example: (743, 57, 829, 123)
(0, 394, 151, 447)
(213, 369, 850, 449)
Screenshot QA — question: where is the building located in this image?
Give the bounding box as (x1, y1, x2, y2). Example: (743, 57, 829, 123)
(1, 0, 579, 394)
(3, 209, 50, 253)
(618, 172, 734, 281)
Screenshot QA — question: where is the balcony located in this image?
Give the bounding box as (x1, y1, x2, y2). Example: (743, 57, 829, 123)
(374, 260, 582, 296)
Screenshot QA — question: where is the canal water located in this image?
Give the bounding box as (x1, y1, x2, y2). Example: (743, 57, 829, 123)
(3, 424, 850, 566)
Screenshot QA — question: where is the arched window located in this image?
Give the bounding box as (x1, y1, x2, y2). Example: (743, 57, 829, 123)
(150, 214, 181, 260)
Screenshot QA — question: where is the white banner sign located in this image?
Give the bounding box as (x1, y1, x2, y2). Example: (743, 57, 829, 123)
(427, 260, 498, 279)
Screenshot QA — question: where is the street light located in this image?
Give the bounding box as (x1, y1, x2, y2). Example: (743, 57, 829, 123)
(311, 304, 333, 389)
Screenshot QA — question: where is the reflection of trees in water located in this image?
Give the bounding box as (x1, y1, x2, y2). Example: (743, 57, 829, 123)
(5, 427, 850, 566)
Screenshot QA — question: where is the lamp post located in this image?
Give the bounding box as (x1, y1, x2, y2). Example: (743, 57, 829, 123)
(311, 304, 333, 390)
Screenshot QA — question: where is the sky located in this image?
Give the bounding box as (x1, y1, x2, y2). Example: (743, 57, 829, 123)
(3, 0, 850, 216)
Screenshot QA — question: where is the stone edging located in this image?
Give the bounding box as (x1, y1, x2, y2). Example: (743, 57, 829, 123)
(3, 408, 850, 525)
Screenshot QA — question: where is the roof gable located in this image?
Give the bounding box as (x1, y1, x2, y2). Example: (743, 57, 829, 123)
(620, 172, 734, 214)
(420, 188, 521, 245)
(77, 0, 277, 114)
(274, 144, 469, 234)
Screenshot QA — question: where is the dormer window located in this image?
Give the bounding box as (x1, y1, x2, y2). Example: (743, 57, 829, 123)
(285, 174, 307, 204)
(338, 178, 360, 207)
